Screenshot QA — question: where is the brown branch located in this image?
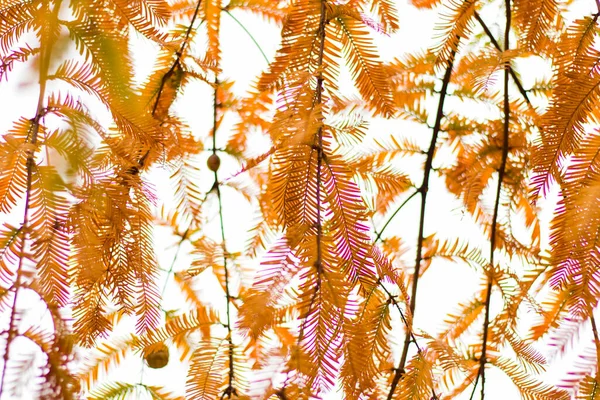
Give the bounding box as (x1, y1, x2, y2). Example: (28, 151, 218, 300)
(470, 3, 511, 400)
(275, 389, 289, 400)
(473, 11, 531, 107)
(314, 0, 327, 274)
(592, 381, 599, 399)
(151, 0, 203, 117)
(138, 0, 208, 387)
(379, 282, 439, 400)
(590, 288, 600, 389)
(386, 47, 457, 400)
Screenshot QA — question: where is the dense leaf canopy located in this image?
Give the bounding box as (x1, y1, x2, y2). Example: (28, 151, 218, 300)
(0, 0, 599, 399)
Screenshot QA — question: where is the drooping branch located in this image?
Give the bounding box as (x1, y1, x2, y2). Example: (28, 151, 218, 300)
(314, 2, 327, 275)
(386, 47, 457, 400)
(303, 0, 327, 334)
(216, 180, 235, 399)
(470, 2, 511, 399)
(281, 2, 328, 395)
(222, 8, 270, 65)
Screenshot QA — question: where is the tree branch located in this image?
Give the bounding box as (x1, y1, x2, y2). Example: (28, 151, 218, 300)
(210, 74, 237, 398)
(379, 281, 439, 399)
(470, 3, 511, 399)
(374, 190, 419, 243)
(151, 0, 203, 118)
(473, 11, 530, 107)
(222, 9, 270, 65)
(386, 47, 457, 400)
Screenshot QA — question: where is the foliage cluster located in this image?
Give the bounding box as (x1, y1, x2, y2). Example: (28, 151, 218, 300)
(1, 0, 600, 399)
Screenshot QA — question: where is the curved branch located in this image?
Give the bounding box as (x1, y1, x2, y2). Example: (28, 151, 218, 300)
(591, 314, 600, 379)
(374, 190, 419, 243)
(222, 9, 270, 65)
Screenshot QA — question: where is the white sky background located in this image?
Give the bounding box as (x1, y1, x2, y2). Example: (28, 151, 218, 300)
(0, 0, 599, 399)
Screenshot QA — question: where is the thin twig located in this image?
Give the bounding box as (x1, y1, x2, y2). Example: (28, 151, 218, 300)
(222, 9, 270, 65)
(210, 74, 236, 398)
(151, 0, 204, 117)
(314, 0, 327, 274)
(379, 284, 421, 353)
(386, 48, 457, 400)
(216, 181, 236, 398)
(0, 0, 62, 394)
(591, 314, 600, 378)
(160, 227, 193, 298)
(138, 1, 206, 384)
(378, 282, 439, 400)
(588, 311, 600, 400)
(212, 78, 219, 154)
(374, 193, 440, 400)
(374, 190, 419, 243)
(473, 11, 531, 107)
(470, 3, 511, 399)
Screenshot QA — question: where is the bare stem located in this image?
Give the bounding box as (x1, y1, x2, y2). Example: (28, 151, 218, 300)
(208, 74, 236, 398)
(386, 49, 457, 400)
(222, 9, 269, 65)
(470, 3, 511, 400)
(374, 190, 419, 243)
(151, 0, 203, 117)
(0, 0, 62, 394)
(379, 282, 439, 399)
(473, 11, 530, 107)
(314, 0, 326, 270)
(216, 181, 235, 398)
